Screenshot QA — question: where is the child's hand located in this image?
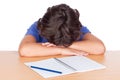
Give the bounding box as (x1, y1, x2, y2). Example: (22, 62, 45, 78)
(41, 42, 56, 47)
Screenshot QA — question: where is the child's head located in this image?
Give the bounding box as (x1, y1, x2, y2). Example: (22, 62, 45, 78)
(37, 4, 82, 47)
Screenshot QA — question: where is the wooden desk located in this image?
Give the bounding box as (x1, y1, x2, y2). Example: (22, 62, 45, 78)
(0, 51, 120, 80)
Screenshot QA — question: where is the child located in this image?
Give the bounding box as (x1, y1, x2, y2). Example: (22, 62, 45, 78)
(18, 4, 105, 57)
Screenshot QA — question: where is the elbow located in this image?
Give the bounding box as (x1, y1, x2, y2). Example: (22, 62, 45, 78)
(93, 43, 106, 55)
(96, 47, 106, 55)
(18, 46, 32, 57)
(89, 41, 106, 55)
(18, 47, 27, 57)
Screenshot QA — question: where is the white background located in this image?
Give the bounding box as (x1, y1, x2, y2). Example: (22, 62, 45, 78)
(0, 0, 120, 51)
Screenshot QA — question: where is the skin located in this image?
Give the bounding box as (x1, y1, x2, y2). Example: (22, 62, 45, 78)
(18, 33, 106, 57)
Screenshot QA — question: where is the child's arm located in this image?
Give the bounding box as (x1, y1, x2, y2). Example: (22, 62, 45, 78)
(18, 35, 88, 57)
(69, 33, 106, 54)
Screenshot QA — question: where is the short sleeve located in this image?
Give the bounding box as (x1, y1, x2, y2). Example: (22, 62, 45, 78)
(79, 26, 91, 40)
(25, 21, 40, 42)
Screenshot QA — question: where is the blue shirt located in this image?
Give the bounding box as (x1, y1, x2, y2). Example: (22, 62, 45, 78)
(26, 21, 90, 42)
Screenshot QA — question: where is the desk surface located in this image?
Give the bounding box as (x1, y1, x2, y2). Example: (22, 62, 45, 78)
(0, 51, 120, 80)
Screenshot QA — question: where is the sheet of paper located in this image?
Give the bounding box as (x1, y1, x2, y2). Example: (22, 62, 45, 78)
(58, 56, 106, 72)
(24, 56, 106, 78)
(24, 58, 74, 78)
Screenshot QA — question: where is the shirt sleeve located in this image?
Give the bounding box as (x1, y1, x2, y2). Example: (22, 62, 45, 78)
(25, 21, 40, 42)
(79, 26, 91, 40)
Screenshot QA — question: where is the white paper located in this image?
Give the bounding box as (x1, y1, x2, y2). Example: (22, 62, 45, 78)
(59, 56, 106, 72)
(24, 56, 106, 78)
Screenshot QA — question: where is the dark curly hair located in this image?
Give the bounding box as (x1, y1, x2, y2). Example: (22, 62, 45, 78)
(37, 4, 82, 47)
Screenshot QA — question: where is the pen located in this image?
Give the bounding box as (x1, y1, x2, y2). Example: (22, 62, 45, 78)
(30, 66, 62, 74)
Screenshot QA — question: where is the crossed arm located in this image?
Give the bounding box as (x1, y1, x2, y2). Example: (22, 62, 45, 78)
(18, 33, 105, 57)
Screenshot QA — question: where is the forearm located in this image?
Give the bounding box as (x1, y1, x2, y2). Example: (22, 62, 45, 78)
(69, 40, 105, 54)
(19, 43, 61, 57)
